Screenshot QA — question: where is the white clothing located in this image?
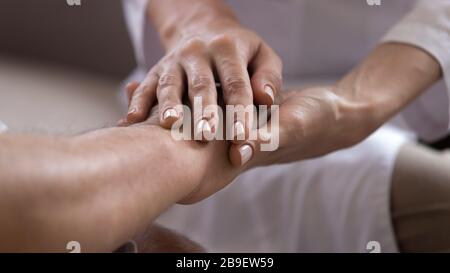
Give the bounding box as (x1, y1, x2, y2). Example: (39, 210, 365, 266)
(157, 126, 408, 253)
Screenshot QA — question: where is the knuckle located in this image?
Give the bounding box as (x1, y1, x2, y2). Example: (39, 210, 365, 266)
(209, 34, 235, 50)
(179, 38, 206, 57)
(158, 73, 179, 89)
(223, 76, 248, 97)
(190, 76, 214, 95)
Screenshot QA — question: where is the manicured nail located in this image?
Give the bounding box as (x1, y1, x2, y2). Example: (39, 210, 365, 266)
(128, 107, 137, 116)
(196, 119, 212, 137)
(238, 144, 253, 166)
(264, 85, 275, 103)
(163, 108, 178, 120)
(234, 121, 245, 140)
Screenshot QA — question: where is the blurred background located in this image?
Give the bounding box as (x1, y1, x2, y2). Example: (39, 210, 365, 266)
(0, 0, 134, 134)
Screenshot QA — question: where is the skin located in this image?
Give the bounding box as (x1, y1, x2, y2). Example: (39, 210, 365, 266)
(230, 43, 442, 166)
(0, 109, 243, 252)
(122, 0, 283, 143)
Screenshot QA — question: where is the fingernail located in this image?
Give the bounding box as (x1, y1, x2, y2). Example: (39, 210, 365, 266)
(163, 108, 178, 120)
(234, 121, 245, 140)
(264, 85, 275, 103)
(238, 144, 253, 166)
(196, 119, 212, 137)
(128, 108, 137, 116)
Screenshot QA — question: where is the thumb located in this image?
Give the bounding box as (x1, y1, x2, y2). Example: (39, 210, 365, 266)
(229, 107, 288, 167)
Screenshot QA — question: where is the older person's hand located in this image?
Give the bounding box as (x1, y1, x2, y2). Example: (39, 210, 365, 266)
(229, 43, 442, 167)
(121, 0, 282, 144)
(229, 86, 362, 167)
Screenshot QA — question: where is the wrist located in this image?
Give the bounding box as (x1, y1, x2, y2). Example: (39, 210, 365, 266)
(71, 126, 199, 199)
(330, 83, 379, 146)
(336, 43, 441, 128)
(149, 0, 239, 50)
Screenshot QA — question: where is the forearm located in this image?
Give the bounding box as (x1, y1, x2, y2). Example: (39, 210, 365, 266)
(334, 42, 442, 142)
(0, 126, 198, 252)
(148, 0, 239, 49)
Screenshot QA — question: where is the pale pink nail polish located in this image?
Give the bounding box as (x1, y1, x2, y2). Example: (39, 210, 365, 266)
(163, 108, 178, 120)
(128, 108, 137, 115)
(238, 144, 253, 166)
(264, 85, 275, 103)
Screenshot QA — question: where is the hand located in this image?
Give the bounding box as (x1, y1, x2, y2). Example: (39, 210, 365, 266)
(125, 83, 247, 204)
(230, 42, 443, 167)
(122, 4, 282, 143)
(229, 86, 374, 167)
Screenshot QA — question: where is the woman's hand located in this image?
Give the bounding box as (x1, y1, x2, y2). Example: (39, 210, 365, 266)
(122, 0, 282, 143)
(229, 86, 372, 167)
(230, 43, 442, 167)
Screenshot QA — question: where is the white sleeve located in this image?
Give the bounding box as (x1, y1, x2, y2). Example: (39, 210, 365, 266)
(122, 0, 149, 68)
(381, 0, 450, 141)
(122, 0, 165, 75)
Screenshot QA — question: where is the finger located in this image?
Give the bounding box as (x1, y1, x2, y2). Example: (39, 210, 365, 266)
(181, 53, 218, 142)
(249, 45, 282, 106)
(117, 118, 129, 127)
(125, 81, 140, 105)
(211, 37, 253, 143)
(127, 72, 159, 124)
(118, 82, 140, 126)
(156, 65, 185, 129)
(229, 108, 285, 167)
(228, 129, 272, 167)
